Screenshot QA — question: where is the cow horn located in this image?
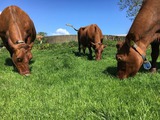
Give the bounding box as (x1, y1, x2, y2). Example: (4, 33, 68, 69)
(91, 42, 103, 46)
(98, 42, 102, 45)
(91, 42, 96, 46)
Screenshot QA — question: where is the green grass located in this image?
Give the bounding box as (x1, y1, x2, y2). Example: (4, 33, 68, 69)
(0, 40, 160, 120)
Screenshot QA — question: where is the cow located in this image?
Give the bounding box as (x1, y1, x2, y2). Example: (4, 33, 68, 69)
(0, 5, 36, 76)
(116, 0, 160, 79)
(66, 24, 106, 60)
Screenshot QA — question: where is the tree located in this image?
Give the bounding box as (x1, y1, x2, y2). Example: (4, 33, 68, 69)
(36, 32, 47, 44)
(37, 32, 47, 36)
(118, 0, 143, 20)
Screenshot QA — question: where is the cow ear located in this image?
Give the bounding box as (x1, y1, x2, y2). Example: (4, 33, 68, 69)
(116, 41, 124, 50)
(8, 38, 18, 50)
(28, 42, 34, 50)
(103, 45, 107, 48)
(116, 56, 123, 62)
(116, 43, 121, 50)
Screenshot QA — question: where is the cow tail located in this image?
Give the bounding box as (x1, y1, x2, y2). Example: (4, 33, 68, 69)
(66, 24, 78, 31)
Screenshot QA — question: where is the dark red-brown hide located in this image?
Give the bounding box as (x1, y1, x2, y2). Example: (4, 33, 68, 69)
(0, 6, 36, 75)
(78, 24, 105, 60)
(116, 0, 160, 79)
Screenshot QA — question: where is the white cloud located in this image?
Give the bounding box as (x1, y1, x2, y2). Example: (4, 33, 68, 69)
(52, 28, 70, 36)
(113, 34, 127, 36)
(0, 11, 1, 14)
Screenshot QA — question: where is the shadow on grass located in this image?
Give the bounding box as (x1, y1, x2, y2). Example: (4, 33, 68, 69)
(72, 51, 94, 60)
(138, 66, 148, 73)
(72, 51, 82, 57)
(103, 66, 117, 77)
(5, 58, 13, 66)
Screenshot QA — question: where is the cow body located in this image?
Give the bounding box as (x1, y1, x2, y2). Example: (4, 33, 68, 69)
(77, 24, 105, 60)
(0, 5, 36, 75)
(116, 0, 160, 79)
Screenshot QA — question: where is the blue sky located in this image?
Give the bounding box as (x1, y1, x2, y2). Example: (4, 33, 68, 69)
(0, 0, 132, 36)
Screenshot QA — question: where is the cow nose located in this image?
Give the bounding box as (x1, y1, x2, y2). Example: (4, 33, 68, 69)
(96, 56, 101, 61)
(96, 58, 101, 61)
(20, 70, 30, 76)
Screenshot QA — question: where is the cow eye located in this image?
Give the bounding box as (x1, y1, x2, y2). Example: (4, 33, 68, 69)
(17, 58, 22, 62)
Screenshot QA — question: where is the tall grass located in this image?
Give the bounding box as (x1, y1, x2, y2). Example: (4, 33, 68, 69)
(0, 40, 160, 120)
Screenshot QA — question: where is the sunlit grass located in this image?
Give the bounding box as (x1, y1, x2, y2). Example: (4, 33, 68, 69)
(0, 40, 159, 119)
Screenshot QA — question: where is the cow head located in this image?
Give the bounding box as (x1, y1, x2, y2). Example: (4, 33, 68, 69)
(116, 41, 144, 79)
(92, 42, 106, 60)
(8, 39, 32, 76)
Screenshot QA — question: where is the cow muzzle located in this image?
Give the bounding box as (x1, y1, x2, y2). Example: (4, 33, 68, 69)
(20, 70, 30, 76)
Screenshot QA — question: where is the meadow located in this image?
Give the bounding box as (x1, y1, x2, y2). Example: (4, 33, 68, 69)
(0, 39, 160, 120)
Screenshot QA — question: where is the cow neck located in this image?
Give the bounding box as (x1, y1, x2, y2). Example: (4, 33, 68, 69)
(9, 6, 23, 41)
(129, 24, 160, 56)
(130, 40, 147, 61)
(127, 24, 157, 61)
(130, 38, 152, 70)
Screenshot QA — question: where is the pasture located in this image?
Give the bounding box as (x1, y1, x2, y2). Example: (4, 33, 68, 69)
(0, 40, 160, 119)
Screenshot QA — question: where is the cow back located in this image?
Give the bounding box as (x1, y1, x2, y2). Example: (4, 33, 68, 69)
(78, 24, 103, 45)
(0, 5, 36, 44)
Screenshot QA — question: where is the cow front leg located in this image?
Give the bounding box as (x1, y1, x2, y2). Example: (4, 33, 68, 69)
(83, 46, 86, 54)
(27, 36, 34, 60)
(78, 41, 81, 54)
(88, 47, 93, 60)
(150, 41, 159, 72)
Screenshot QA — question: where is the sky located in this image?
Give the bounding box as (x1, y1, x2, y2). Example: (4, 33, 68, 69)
(0, 0, 133, 36)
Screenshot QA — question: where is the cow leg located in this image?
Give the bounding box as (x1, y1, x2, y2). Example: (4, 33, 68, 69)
(2, 38, 13, 57)
(88, 47, 93, 60)
(78, 41, 81, 54)
(83, 46, 86, 54)
(150, 41, 159, 72)
(25, 36, 33, 60)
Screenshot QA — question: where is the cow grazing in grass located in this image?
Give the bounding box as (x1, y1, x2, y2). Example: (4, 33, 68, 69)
(0, 5, 36, 75)
(66, 24, 106, 60)
(116, 0, 160, 79)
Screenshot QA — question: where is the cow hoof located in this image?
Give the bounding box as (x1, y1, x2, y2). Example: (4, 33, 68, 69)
(150, 68, 157, 73)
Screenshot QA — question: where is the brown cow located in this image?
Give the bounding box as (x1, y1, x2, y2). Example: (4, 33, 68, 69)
(0, 6, 36, 75)
(116, 0, 160, 79)
(66, 24, 106, 60)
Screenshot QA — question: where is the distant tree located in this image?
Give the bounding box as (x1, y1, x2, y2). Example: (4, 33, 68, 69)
(37, 32, 47, 36)
(118, 0, 143, 20)
(36, 32, 47, 44)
